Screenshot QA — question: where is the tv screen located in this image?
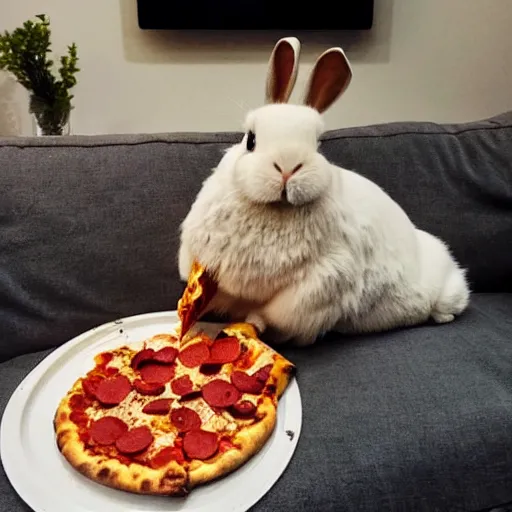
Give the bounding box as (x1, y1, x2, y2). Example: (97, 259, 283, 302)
(137, 1, 374, 30)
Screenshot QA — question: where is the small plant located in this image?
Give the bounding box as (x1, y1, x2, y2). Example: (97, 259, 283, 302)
(0, 14, 79, 135)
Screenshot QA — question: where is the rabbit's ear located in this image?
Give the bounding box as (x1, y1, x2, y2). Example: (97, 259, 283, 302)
(303, 47, 352, 113)
(265, 37, 301, 104)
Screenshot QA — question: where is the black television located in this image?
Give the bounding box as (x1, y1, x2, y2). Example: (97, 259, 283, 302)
(136, 1, 374, 30)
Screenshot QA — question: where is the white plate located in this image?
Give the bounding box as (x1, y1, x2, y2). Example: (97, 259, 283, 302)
(1, 311, 302, 512)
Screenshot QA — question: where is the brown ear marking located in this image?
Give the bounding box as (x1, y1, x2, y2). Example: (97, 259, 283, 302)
(265, 37, 301, 104)
(303, 47, 352, 114)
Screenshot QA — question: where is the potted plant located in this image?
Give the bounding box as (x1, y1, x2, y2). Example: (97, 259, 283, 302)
(0, 14, 79, 136)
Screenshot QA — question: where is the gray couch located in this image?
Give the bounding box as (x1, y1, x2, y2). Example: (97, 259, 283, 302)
(1, 111, 512, 512)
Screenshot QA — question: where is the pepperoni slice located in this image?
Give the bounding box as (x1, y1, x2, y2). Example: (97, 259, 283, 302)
(70, 411, 89, 429)
(95, 375, 132, 405)
(69, 393, 89, 410)
(183, 429, 219, 460)
(105, 367, 119, 377)
(131, 348, 156, 370)
(199, 363, 223, 375)
(90, 416, 128, 445)
(231, 371, 265, 394)
(82, 375, 104, 398)
(254, 364, 273, 383)
(170, 407, 202, 432)
(139, 363, 175, 384)
(142, 398, 173, 415)
(97, 352, 114, 367)
(115, 425, 154, 454)
(133, 379, 165, 396)
(229, 400, 257, 418)
(178, 390, 202, 402)
(171, 375, 193, 396)
(153, 347, 178, 364)
(209, 337, 241, 364)
(178, 342, 210, 368)
(150, 446, 185, 468)
(202, 379, 241, 408)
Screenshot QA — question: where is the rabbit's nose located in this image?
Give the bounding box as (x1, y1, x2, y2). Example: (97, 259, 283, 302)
(273, 162, 303, 183)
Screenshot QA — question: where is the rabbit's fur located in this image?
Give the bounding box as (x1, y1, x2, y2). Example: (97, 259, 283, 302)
(178, 37, 470, 345)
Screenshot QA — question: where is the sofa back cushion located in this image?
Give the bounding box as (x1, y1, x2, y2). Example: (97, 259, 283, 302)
(0, 113, 511, 360)
(0, 134, 230, 361)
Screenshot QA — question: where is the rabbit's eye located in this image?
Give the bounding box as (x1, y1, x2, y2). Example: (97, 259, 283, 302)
(246, 130, 256, 152)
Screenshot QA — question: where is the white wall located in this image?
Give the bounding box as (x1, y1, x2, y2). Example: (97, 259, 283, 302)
(1, 0, 512, 136)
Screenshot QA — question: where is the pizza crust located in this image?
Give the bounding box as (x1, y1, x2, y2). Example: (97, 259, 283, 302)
(54, 395, 189, 496)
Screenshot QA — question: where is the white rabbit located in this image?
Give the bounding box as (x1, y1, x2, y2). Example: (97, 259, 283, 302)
(178, 37, 470, 346)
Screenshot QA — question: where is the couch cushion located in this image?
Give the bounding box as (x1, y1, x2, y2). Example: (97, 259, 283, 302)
(1, 113, 511, 360)
(1, 293, 511, 512)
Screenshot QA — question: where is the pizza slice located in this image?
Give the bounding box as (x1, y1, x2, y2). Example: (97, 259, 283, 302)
(177, 260, 218, 342)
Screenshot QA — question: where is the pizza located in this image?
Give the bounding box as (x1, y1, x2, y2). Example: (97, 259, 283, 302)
(53, 262, 296, 496)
